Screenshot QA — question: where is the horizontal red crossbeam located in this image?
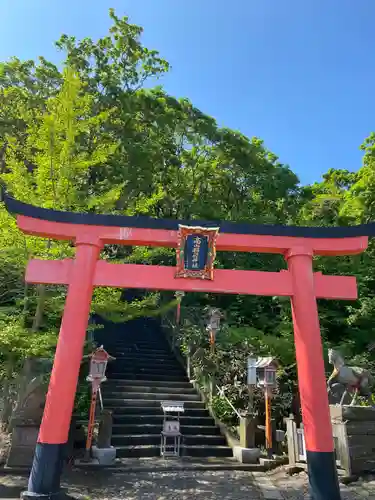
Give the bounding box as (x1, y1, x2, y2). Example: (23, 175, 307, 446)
(17, 216, 368, 256)
(25, 259, 358, 300)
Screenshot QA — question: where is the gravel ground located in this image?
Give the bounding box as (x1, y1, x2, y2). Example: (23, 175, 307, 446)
(267, 468, 375, 499)
(0, 470, 263, 499)
(1, 468, 375, 499)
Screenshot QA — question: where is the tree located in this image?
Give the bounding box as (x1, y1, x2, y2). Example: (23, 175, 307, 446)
(0, 67, 120, 335)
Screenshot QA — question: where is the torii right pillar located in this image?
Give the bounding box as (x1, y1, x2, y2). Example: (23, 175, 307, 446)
(287, 246, 340, 500)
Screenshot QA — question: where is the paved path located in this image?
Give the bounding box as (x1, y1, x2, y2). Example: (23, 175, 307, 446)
(0, 471, 263, 499)
(1, 469, 375, 499)
(267, 469, 375, 499)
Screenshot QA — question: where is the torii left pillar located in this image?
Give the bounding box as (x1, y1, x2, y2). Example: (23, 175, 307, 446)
(23, 238, 102, 499)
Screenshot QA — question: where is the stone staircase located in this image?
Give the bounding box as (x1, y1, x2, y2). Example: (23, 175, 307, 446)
(95, 318, 232, 459)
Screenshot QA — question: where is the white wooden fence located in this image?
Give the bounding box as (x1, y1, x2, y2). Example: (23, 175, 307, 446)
(296, 426, 306, 461)
(286, 415, 345, 473)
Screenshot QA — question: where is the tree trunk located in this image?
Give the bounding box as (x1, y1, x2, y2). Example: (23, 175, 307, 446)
(32, 284, 46, 332)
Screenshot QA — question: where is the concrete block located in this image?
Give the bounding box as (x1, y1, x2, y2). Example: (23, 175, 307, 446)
(91, 445, 116, 465)
(233, 446, 260, 464)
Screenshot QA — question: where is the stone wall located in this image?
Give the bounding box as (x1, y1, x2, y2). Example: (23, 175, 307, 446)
(6, 358, 50, 468)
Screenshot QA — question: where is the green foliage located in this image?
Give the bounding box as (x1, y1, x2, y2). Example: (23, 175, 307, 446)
(0, 313, 55, 361)
(211, 395, 238, 427)
(92, 288, 178, 323)
(74, 383, 91, 418)
(2, 67, 119, 211)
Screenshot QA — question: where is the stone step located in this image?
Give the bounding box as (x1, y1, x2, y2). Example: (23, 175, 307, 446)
(110, 352, 173, 359)
(106, 342, 170, 349)
(111, 434, 226, 447)
(108, 346, 172, 353)
(104, 385, 196, 395)
(111, 407, 209, 417)
(106, 374, 186, 382)
(109, 365, 182, 373)
(112, 424, 221, 436)
(112, 415, 215, 425)
(104, 334, 165, 337)
(116, 445, 233, 458)
(111, 360, 181, 369)
(111, 352, 177, 359)
(110, 345, 171, 349)
(105, 379, 193, 389)
(104, 398, 205, 408)
(108, 351, 178, 363)
(107, 365, 186, 381)
(103, 392, 201, 402)
(109, 373, 189, 382)
(108, 349, 171, 357)
(107, 372, 186, 380)
(108, 364, 185, 373)
(109, 349, 170, 356)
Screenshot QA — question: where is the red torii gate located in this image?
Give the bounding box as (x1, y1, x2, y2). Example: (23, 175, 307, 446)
(7, 196, 368, 500)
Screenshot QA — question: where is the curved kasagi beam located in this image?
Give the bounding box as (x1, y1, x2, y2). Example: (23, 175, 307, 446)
(3, 194, 369, 256)
(4, 193, 375, 237)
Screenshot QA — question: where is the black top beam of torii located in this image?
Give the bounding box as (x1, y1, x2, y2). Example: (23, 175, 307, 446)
(3, 193, 375, 239)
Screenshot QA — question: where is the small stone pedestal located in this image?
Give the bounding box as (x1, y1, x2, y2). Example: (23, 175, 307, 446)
(233, 446, 260, 464)
(91, 445, 116, 465)
(234, 415, 260, 464)
(97, 410, 113, 448)
(330, 405, 375, 477)
(76, 410, 116, 467)
(95, 410, 116, 465)
(239, 414, 256, 449)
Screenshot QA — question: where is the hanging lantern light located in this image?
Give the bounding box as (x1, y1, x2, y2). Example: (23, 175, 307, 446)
(87, 346, 114, 385)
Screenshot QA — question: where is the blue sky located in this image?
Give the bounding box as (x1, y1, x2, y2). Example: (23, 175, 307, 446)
(0, 1, 374, 185)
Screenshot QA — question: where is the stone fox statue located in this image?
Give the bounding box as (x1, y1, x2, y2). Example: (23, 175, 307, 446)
(327, 348, 374, 406)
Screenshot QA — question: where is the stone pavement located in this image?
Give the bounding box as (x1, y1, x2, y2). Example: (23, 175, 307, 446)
(267, 468, 375, 499)
(0, 470, 263, 499)
(1, 468, 375, 499)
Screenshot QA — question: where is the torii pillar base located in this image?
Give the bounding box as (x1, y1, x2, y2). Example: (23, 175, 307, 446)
(20, 445, 65, 500)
